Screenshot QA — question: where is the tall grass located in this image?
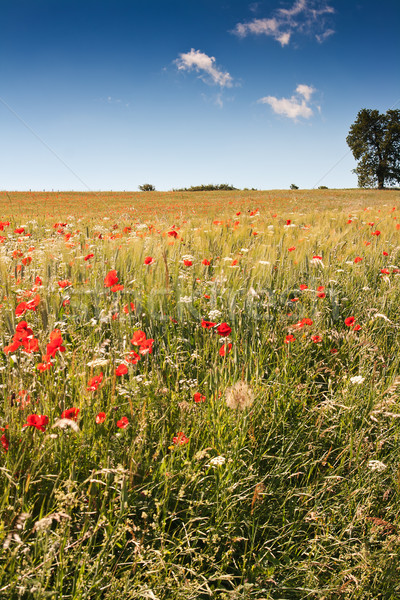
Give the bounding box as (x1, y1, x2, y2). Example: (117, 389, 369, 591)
(1, 190, 400, 599)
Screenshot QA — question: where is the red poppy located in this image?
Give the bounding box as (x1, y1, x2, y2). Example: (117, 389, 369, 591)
(61, 407, 80, 421)
(201, 319, 216, 329)
(131, 330, 147, 346)
(371, 230, 381, 236)
(353, 324, 361, 331)
(144, 256, 154, 265)
(96, 412, 106, 424)
(286, 219, 291, 225)
(87, 373, 103, 391)
(84, 253, 94, 261)
(1, 433, 8, 452)
(354, 256, 363, 263)
(311, 335, 322, 343)
(285, 334, 296, 344)
(345, 317, 355, 327)
(22, 256, 32, 266)
(383, 251, 389, 256)
(183, 260, 192, 266)
(317, 292, 326, 298)
(312, 255, 323, 260)
(167, 230, 178, 238)
(381, 268, 390, 274)
(117, 416, 129, 429)
(139, 339, 154, 355)
(216, 323, 232, 337)
(116, 364, 128, 376)
(299, 284, 308, 290)
(288, 247, 296, 252)
(37, 360, 53, 371)
(46, 329, 65, 359)
(194, 392, 206, 403)
(123, 302, 136, 314)
(126, 351, 140, 364)
(15, 302, 28, 316)
(202, 259, 211, 266)
(24, 414, 49, 432)
(58, 280, 71, 288)
(219, 343, 232, 356)
(173, 431, 189, 445)
(14, 227, 25, 234)
(104, 270, 119, 288)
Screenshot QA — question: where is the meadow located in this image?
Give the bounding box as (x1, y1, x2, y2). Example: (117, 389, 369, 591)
(1, 188, 400, 599)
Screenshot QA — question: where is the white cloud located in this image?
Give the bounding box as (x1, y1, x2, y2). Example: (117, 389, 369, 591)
(258, 84, 316, 120)
(232, 0, 335, 46)
(175, 49, 233, 87)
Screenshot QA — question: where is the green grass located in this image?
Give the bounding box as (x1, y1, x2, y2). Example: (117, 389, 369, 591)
(1, 190, 400, 599)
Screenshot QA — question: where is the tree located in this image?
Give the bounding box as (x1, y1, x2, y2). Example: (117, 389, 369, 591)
(346, 109, 400, 189)
(138, 183, 156, 191)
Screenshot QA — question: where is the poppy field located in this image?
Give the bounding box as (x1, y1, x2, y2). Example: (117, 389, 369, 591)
(1, 189, 400, 599)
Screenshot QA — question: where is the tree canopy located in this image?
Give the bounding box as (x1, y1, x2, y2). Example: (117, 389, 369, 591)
(346, 108, 400, 189)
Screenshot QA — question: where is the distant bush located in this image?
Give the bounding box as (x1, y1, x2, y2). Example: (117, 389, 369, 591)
(138, 184, 156, 191)
(318, 185, 329, 189)
(290, 183, 299, 190)
(173, 184, 238, 192)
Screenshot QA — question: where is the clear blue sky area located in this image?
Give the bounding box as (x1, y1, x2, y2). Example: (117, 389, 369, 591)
(1, 0, 399, 191)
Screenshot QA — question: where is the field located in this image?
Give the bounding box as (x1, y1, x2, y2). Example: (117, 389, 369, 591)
(1, 189, 400, 599)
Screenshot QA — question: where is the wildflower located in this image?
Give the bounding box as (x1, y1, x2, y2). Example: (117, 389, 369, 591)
(95, 412, 106, 424)
(24, 414, 49, 432)
(1, 433, 9, 452)
(354, 256, 363, 263)
(311, 335, 323, 343)
(131, 330, 147, 346)
(116, 364, 128, 376)
(317, 291, 326, 298)
(144, 256, 154, 265)
(299, 284, 308, 290)
(126, 351, 140, 364)
(226, 381, 254, 410)
(61, 407, 80, 421)
(37, 360, 53, 371)
(202, 258, 211, 265)
(139, 339, 154, 355)
(381, 268, 390, 274)
(288, 246, 296, 252)
(372, 230, 381, 236)
(183, 259, 192, 266)
(219, 343, 232, 356)
(216, 322, 232, 337)
(87, 373, 103, 391)
(84, 253, 94, 261)
(117, 416, 129, 429)
(123, 302, 136, 314)
(58, 280, 71, 288)
(345, 317, 356, 327)
(46, 329, 65, 359)
(194, 392, 206, 403)
(285, 334, 295, 344)
(104, 270, 119, 288)
(167, 230, 178, 238)
(207, 455, 226, 467)
(368, 460, 387, 472)
(201, 319, 216, 329)
(172, 431, 189, 445)
(350, 375, 365, 384)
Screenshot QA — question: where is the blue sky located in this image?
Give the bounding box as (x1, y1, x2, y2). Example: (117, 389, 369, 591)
(0, 0, 399, 191)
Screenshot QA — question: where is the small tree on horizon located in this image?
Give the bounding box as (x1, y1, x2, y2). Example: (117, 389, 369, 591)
(346, 108, 400, 189)
(138, 183, 156, 191)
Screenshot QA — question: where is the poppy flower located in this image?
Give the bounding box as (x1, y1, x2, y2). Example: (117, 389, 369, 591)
(58, 280, 71, 288)
(183, 260, 192, 266)
(371, 230, 381, 236)
(311, 335, 323, 343)
(167, 230, 178, 238)
(381, 268, 390, 274)
(37, 360, 52, 371)
(194, 392, 206, 403)
(383, 251, 389, 256)
(104, 270, 119, 288)
(219, 343, 232, 356)
(288, 247, 296, 252)
(117, 416, 129, 429)
(24, 414, 49, 432)
(87, 373, 103, 391)
(201, 319, 216, 329)
(202, 259, 211, 266)
(125, 351, 140, 364)
(96, 412, 106, 424)
(84, 253, 94, 261)
(285, 334, 295, 344)
(216, 323, 232, 337)
(286, 220, 291, 225)
(61, 407, 80, 421)
(131, 330, 147, 346)
(353, 324, 362, 331)
(354, 256, 363, 263)
(1, 433, 8, 452)
(14, 227, 25, 234)
(144, 256, 154, 265)
(299, 284, 308, 290)
(116, 364, 128, 376)
(123, 302, 136, 314)
(46, 329, 65, 359)
(345, 317, 355, 327)
(317, 292, 326, 298)
(139, 339, 154, 355)
(172, 431, 189, 445)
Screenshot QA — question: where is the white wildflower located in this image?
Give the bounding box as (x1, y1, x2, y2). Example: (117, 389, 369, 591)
(368, 460, 387, 472)
(207, 455, 226, 467)
(350, 376, 365, 385)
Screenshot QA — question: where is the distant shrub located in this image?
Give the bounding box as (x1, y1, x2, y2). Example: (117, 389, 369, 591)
(318, 185, 329, 189)
(173, 184, 238, 192)
(138, 184, 156, 191)
(290, 184, 299, 190)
